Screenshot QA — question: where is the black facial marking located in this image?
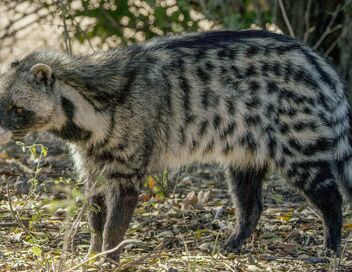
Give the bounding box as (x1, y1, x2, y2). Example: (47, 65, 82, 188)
(51, 97, 92, 142)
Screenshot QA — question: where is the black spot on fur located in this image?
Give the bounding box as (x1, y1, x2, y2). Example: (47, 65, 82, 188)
(245, 64, 257, 77)
(225, 96, 236, 115)
(117, 69, 137, 104)
(205, 61, 215, 70)
(245, 114, 261, 126)
(203, 139, 215, 154)
(302, 50, 336, 91)
(220, 121, 236, 139)
(272, 61, 283, 76)
(267, 134, 277, 157)
(198, 120, 209, 137)
(196, 67, 210, 83)
(249, 80, 260, 92)
(245, 46, 260, 57)
(213, 114, 222, 129)
(222, 142, 234, 155)
(217, 48, 236, 59)
(267, 81, 279, 94)
(190, 139, 199, 152)
(282, 145, 293, 156)
(179, 74, 191, 112)
(179, 127, 186, 145)
(293, 69, 319, 89)
(279, 123, 290, 134)
(245, 97, 261, 108)
(240, 132, 257, 152)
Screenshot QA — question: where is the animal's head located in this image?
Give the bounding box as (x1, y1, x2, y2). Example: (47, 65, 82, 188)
(0, 56, 60, 144)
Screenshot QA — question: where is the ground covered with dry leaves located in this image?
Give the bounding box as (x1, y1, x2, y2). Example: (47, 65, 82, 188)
(0, 134, 351, 272)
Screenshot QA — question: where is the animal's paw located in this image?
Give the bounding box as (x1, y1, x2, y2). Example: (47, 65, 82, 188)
(222, 236, 244, 253)
(318, 247, 340, 258)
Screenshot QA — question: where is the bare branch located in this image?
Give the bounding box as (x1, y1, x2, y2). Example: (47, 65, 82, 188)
(64, 239, 141, 272)
(4, 176, 37, 239)
(303, 0, 312, 43)
(313, 4, 342, 49)
(58, 0, 72, 55)
(0, 14, 49, 40)
(278, 0, 295, 37)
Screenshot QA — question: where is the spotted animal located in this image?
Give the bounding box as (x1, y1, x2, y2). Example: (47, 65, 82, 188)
(0, 30, 351, 261)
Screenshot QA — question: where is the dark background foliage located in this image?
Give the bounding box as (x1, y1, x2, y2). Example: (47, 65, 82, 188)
(1, 0, 351, 94)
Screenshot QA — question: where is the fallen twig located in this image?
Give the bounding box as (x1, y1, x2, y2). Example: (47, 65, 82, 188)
(64, 239, 140, 272)
(119, 241, 165, 270)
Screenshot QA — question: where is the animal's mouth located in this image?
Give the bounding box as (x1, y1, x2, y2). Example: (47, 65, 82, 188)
(0, 127, 13, 144)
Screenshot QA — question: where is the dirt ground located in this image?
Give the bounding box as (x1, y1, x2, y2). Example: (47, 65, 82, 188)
(0, 133, 351, 272)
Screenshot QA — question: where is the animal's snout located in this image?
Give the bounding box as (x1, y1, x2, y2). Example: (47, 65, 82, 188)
(0, 126, 12, 144)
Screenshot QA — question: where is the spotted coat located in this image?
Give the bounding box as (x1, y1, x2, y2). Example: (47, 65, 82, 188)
(0, 30, 351, 260)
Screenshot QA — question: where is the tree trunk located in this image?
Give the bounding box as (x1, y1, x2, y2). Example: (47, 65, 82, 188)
(273, 0, 352, 96)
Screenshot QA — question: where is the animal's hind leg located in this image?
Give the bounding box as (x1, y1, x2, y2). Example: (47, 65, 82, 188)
(224, 166, 267, 252)
(286, 160, 342, 254)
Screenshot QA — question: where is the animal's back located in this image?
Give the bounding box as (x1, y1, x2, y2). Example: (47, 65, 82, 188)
(136, 31, 347, 178)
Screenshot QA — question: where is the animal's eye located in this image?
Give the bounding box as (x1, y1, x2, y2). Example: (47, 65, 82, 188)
(14, 106, 24, 115)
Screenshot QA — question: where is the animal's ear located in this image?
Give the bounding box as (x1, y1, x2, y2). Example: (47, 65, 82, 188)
(10, 59, 20, 69)
(30, 63, 53, 85)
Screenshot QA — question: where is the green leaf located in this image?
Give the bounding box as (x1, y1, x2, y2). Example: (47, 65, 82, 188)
(31, 146, 37, 158)
(272, 193, 284, 204)
(42, 147, 48, 157)
(31, 245, 42, 257)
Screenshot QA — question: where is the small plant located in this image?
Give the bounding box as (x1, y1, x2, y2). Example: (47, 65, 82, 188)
(145, 169, 169, 199)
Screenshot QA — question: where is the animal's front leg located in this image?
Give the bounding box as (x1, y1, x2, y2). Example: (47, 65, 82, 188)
(87, 192, 106, 254)
(102, 179, 139, 262)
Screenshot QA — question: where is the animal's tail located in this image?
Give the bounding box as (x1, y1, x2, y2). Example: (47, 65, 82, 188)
(334, 98, 352, 205)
